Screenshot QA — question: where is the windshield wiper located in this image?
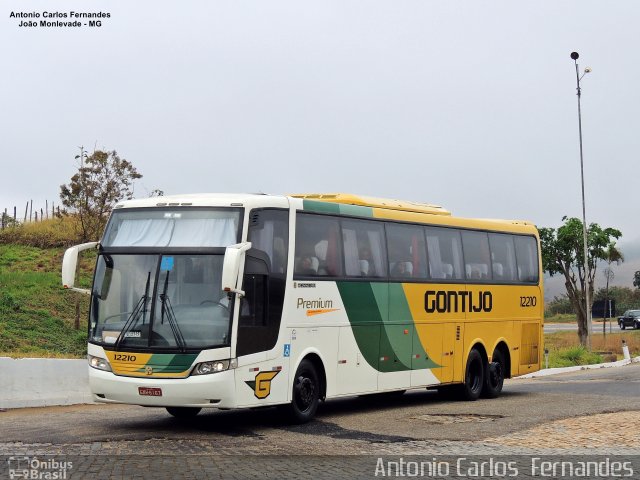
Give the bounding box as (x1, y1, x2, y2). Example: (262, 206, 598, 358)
(159, 271, 186, 353)
(114, 271, 151, 350)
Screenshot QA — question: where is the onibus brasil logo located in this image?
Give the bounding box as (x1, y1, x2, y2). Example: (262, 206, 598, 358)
(7, 456, 73, 479)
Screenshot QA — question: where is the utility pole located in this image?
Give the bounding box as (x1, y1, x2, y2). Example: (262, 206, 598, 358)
(571, 51, 593, 350)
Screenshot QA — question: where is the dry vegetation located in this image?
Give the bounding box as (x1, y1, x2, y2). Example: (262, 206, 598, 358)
(546, 330, 640, 353)
(544, 330, 640, 367)
(0, 216, 83, 248)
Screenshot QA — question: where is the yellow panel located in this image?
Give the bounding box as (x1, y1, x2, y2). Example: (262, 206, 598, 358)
(520, 323, 540, 365)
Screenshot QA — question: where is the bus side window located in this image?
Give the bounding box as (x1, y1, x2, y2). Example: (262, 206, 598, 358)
(294, 214, 343, 278)
(461, 231, 492, 281)
(425, 227, 464, 280)
(514, 236, 539, 283)
(386, 223, 428, 279)
(341, 219, 387, 278)
(488, 233, 517, 281)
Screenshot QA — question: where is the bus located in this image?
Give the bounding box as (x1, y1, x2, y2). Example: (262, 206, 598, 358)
(62, 193, 543, 423)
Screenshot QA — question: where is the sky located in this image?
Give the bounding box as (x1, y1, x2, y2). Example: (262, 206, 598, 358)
(2, 1, 639, 278)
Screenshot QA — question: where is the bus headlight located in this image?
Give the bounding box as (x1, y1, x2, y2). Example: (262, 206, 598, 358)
(192, 358, 237, 376)
(88, 355, 112, 372)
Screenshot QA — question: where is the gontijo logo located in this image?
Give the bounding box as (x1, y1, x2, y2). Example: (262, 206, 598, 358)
(296, 297, 340, 316)
(245, 371, 280, 399)
(425, 290, 493, 313)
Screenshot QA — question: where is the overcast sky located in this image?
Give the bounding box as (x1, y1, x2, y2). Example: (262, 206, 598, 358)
(2, 1, 639, 254)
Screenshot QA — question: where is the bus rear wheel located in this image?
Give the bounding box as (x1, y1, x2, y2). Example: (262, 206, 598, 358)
(482, 350, 505, 399)
(166, 407, 201, 418)
(285, 359, 320, 424)
(458, 348, 484, 401)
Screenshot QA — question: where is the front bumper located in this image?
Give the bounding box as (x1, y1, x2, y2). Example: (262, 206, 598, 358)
(89, 367, 237, 408)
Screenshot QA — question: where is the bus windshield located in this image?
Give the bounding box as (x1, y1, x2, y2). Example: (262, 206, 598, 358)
(90, 253, 231, 350)
(102, 208, 241, 248)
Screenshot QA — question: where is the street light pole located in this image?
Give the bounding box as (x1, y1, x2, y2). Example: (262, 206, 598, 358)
(570, 51, 592, 349)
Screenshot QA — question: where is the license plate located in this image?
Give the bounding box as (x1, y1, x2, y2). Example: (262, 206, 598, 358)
(138, 387, 162, 397)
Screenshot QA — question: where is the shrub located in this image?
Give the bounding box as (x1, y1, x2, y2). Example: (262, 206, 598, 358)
(0, 216, 84, 248)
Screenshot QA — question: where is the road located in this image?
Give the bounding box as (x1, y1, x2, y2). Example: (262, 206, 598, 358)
(1, 364, 639, 478)
(544, 321, 621, 333)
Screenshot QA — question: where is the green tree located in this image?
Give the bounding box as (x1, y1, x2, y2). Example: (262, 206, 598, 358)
(539, 217, 622, 346)
(59, 149, 142, 241)
(594, 286, 640, 313)
(634, 271, 640, 289)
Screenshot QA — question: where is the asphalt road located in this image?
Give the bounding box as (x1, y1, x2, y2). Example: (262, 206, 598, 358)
(543, 321, 621, 333)
(1, 364, 639, 478)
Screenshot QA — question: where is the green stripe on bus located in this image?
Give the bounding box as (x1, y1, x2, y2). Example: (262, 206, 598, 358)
(302, 199, 373, 217)
(336, 281, 384, 370)
(136, 353, 198, 373)
(337, 281, 439, 372)
(338, 204, 373, 217)
(336, 281, 411, 372)
(389, 283, 440, 369)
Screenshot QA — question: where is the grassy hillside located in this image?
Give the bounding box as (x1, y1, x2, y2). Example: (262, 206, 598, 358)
(0, 243, 93, 357)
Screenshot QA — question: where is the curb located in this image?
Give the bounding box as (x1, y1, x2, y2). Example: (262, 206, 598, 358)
(0, 357, 91, 409)
(516, 355, 640, 379)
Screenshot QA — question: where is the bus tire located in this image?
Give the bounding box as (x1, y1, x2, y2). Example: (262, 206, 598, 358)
(459, 348, 484, 401)
(286, 359, 320, 424)
(166, 407, 201, 418)
(482, 350, 505, 399)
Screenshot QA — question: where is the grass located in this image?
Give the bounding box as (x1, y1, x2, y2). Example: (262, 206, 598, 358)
(544, 330, 640, 368)
(544, 313, 579, 323)
(0, 244, 94, 358)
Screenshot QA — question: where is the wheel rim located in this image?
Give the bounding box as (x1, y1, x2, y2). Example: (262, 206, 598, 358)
(294, 374, 315, 412)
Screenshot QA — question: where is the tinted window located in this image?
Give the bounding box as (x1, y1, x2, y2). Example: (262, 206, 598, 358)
(342, 219, 387, 278)
(489, 233, 517, 282)
(462, 231, 492, 280)
(248, 209, 289, 275)
(514, 236, 539, 282)
(386, 223, 428, 279)
(425, 227, 464, 280)
(294, 214, 343, 277)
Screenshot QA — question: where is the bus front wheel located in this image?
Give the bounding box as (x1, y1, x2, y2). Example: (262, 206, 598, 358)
(166, 407, 201, 418)
(285, 359, 320, 424)
(459, 349, 484, 401)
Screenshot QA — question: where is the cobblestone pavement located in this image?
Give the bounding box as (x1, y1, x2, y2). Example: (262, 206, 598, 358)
(3, 412, 638, 457)
(485, 411, 640, 451)
(2, 365, 640, 478)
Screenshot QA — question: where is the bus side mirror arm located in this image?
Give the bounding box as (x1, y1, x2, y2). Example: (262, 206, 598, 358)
(62, 241, 99, 295)
(221, 242, 252, 298)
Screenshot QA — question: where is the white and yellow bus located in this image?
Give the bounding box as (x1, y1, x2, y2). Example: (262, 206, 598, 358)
(62, 193, 543, 423)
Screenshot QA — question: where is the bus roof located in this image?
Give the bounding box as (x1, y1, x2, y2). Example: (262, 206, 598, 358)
(289, 193, 451, 216)
(113, 193, 288, 209)
(111, 193, 537, 235)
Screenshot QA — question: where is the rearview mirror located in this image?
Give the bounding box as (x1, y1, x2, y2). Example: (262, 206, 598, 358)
(221, 242, 251, 297)
(62, 242, 98, 295)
